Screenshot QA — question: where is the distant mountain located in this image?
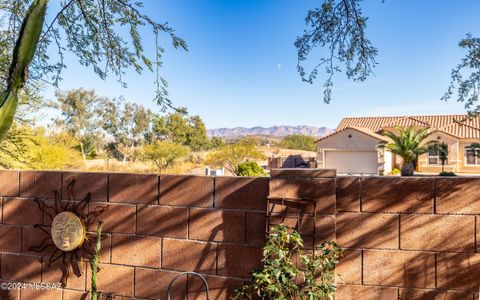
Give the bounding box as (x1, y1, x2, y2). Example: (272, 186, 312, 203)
(207, 126, 333, 138)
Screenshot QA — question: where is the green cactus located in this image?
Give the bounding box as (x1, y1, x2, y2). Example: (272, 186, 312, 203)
(0, 0, 48, 141)
(91, 221, 103, 300)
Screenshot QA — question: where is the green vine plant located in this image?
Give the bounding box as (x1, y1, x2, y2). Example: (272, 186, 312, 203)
(233, 224, 343, 300)
(91, 221, 103, 300)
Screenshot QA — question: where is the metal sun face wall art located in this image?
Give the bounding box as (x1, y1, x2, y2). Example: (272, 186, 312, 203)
(51, 211, 86, 251)
(29, 180, 108, 286)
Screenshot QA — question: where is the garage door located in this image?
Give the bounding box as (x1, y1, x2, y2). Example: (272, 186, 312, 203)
(325, 151, 378, 174)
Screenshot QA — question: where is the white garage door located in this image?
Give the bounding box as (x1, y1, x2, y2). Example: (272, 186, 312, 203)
(325, 151, 378, 174)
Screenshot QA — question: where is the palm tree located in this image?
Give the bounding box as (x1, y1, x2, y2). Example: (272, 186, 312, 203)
(379, 127, 432, 176)
(438, 142, 449, 172)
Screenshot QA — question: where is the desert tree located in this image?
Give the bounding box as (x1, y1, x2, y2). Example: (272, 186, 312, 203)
(52, 88, 101, 160)
(142, 140, 189, 173)
(205, 140, 266, 175)
(0, 0, 187, 141)
(296, 0, 480, 115)
(97, 96, 153, 162)
(152, 108, 211, 151)
(295, 0, 377, 104)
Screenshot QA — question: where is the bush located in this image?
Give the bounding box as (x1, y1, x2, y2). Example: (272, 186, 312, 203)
(439, 171, 456, 176)
(278, 134, 316, 151)
(142, 141, 189, 173)
(233, 224, 343, 300)
(390, 168, 400, 175)
(235, 161, 267, 177)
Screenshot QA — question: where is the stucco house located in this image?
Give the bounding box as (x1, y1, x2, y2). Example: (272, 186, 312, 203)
(316, 115, 480, 175)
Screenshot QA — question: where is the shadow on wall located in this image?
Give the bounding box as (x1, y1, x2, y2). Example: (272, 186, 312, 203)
(334, 176, 480, 300)
(0, 170, 268, 300)
(4, 170, 480, 299)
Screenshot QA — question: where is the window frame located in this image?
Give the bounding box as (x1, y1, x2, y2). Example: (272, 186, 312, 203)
(427, 143, 444, 166)
(465, 146, 480, 166)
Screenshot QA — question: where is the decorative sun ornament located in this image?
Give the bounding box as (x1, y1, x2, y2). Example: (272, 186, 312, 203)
(29, 181, 108, 286)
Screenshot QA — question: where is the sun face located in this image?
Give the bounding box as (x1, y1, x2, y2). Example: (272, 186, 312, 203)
(51, 211, 86, 251)
(29, 180, 108, 286)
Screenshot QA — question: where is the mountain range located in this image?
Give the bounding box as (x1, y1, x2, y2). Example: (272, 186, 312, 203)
(207, 126, 333, 138)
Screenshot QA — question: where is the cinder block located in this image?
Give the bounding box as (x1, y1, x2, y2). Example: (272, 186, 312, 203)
(111, 235, 161, 268)
(335, 285, 398, 300)
(268, 198, 315, 216)
(400, 214, 474, 252)
(336, 177, 361, 212)
(1, 253, 42, 283)
(399, 288, 474, 300)
(437, 252, 480, 291)
(436, 178, 480, 214)
(84, 231, 111, 264)
(0, 225, 21, 253)
(0, 280, 19, 299)
(269, 178, 335, 213)
(160, 175, 213, 207)
(270, 168, 336, 178)
(215, 177, 268, 211)
(246, 212, 266, 246)
(336, 212, 398, 249)
(109, 173, 158, 204)
(363, 250, 435, 288)
(2, 198, 42, 226)
(21, 289, 62, 300)
(217, 244, 263, 278)
(269, 215, 314, 236)
(63, 290, 88, 300)
(136, 205, 188, 238)
(19, 171, 61, 199)
(41, 257, 86, 290)
(88, 202, 136, 234)
(22, 226, 53, 256)
(188, 274, 244, 300)
(189, 208, 245, 243)
(62, 172, 108, 202)
(86, 263, 134, 296)
(42, 199, 88, 226)
(315, 214, 336, 245)
(162, 239, 217, 274)
(336, 249, 362, 284)
(0, 170, 19, 197)
(134, 268, 186, 300)
(362, 177, 434, 213)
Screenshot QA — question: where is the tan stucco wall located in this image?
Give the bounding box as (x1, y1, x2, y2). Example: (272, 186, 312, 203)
(317, 129, 382, 173)
(317, 128, 380, 151)
(317, 128, 480, 174)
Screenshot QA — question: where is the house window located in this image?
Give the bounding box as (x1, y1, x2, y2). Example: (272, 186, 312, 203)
(427, 143, 443, 165)
(465, 146, 480, 165)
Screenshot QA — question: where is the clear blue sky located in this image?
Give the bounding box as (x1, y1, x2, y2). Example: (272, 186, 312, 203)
(45, 0, 480, 129)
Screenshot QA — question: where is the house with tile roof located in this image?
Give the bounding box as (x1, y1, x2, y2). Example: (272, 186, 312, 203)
(316, 115, 480, 174)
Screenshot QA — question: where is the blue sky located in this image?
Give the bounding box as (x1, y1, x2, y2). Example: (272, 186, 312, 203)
(45, 0, 480, 129)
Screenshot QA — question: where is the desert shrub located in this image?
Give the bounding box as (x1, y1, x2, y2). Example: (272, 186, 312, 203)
(142, 141, 189, 173)
(439, 171, 456, 176)
(233, 224, 342, 300)
(236, 161, 267, 177)
(390, 168, 400, 175)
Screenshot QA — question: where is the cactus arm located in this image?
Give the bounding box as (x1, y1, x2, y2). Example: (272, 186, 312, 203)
(5, 0, 49, 97)
(0, 92, 19, 141)
(0, 0, 48, 141)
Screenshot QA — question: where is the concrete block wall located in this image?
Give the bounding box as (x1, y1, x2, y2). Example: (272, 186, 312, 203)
(334, 176, 480, 300)
(1, 169, 480, 299)
(0, 170, 268, 300)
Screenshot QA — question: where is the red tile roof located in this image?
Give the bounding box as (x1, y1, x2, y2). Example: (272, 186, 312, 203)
(335, 115, 480, 139)
(316, 126, 390, 143)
